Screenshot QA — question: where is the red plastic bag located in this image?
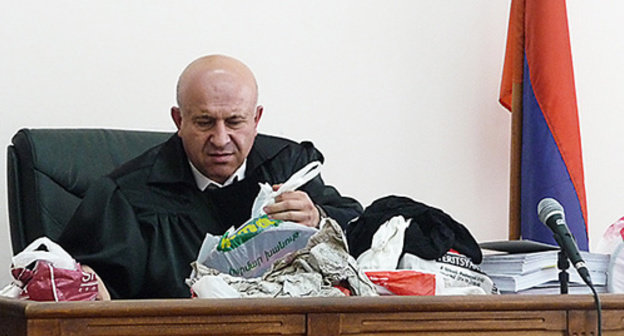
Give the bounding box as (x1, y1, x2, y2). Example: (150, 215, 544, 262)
(365, 270, 436, 296)
(12, 260, 98, 301)
(6, 237, 98, 301)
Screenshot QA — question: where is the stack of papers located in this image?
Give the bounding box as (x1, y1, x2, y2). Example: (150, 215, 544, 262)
(479, 240, 609, 294)
(514, 281, 608, 295)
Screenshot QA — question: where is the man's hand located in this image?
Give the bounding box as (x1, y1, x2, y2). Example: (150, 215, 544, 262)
(263, 184, 320, 228)
(81, 265, 111, 301)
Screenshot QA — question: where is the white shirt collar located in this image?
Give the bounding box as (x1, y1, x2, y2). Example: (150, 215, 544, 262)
(189, 159, 247, 191)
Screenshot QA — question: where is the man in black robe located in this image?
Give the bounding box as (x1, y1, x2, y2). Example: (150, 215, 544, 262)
(58, 55, 362, 299)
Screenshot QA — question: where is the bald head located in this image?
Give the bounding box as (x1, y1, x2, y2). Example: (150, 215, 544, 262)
(171, 55, 263, 184)
(176, 55, 258, 110)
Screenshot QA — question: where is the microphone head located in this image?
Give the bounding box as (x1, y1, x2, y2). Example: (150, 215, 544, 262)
(537, 198, 565, 224)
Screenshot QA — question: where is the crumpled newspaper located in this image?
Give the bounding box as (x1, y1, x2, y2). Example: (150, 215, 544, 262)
(186, 218, 378, 298)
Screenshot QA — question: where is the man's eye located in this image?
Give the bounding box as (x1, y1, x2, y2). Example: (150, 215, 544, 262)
(195, 120, 214, 127)
(227, 119, 245, 127)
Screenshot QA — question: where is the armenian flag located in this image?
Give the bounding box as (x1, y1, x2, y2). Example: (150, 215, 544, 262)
(499, 0, 588, 250)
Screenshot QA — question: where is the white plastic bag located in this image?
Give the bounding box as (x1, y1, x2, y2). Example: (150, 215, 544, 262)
(190, 276, 241, 298)
(250, 161, 323, 218)
(12, 237, 76, 271)
(399, 251, 497, 295)
(595, 216, 624, 293)
(356, 215, 410, 270)
(193, 161, 323, 279)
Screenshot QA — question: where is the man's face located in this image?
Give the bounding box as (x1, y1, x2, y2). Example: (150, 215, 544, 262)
(173, 72, 262, 184)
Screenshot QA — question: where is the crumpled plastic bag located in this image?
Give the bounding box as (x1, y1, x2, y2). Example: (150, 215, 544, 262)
(190, 276, 242, 298)
(365, 270, 436, 296)
(595, 216, 624, 293)
(187, 218, 378, 298)
(0, 237, 98, 301)
(192, 161, 324, 279)
(356, 215, 411, 269)
(399, 251, 497, 295)
(197, 217, 317, 278)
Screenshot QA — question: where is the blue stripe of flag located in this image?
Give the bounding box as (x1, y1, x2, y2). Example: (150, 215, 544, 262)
(520, 56, 589, 251)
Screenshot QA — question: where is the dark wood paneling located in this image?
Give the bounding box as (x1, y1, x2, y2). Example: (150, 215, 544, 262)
(0, 294, 619, 336)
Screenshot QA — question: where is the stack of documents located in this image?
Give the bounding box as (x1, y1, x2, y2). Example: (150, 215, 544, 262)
(479, 240, 609, 294)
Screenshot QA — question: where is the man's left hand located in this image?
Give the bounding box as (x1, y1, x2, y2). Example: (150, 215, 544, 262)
(263, 185, 320, 228)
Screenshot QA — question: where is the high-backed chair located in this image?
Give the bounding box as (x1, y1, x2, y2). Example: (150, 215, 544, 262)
(7, 128, 171, 254)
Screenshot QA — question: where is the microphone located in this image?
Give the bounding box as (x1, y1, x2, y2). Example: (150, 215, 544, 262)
(537, 198, 592, 285)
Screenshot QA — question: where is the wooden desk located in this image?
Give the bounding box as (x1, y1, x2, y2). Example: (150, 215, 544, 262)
(1, 294, 622, 335)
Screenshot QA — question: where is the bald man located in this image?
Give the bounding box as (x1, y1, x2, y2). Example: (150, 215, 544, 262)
(58, 55, 362, 299)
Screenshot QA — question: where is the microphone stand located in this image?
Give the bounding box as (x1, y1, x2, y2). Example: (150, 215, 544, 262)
(556, 249, 569, 294)
(555, 245, 601, 335)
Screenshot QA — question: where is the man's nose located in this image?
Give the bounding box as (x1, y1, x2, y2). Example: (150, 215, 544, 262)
(209, 121, 230, 148)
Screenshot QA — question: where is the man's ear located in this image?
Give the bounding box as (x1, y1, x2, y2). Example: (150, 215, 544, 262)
(254, 105, 264, 126)
(171, 106, 182, 130)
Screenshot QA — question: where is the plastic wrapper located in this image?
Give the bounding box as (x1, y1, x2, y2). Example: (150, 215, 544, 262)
(1, 237, 98, 301)
(399, 251, 498, 295)
(366, 270, 436, 296)
(356, 215, 410, 270)
(193, 161, 322, 279)
(595, 216, 624, 293)
(196, 216, 317, 278)
(187, 218, 378, 298)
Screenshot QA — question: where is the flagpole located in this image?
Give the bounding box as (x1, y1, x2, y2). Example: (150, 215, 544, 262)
(506, 0, 525, 240)
(509, 82, 522, 240)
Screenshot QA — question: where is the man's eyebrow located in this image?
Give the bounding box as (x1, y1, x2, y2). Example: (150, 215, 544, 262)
(193, 114, 213, 119)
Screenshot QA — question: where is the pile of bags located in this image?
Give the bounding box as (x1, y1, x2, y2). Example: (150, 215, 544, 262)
(188, 164, 496, 298)
(187, 217, 377, 298)
(2, 162, 497, 300)
(187, 161, 377, 298)
(346, 196, 497, 296)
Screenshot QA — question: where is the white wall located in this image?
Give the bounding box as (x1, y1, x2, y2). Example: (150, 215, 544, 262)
(1, 1, 622, 287)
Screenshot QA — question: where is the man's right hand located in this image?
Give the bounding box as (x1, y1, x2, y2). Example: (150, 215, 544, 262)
(263, 184, 321, 228)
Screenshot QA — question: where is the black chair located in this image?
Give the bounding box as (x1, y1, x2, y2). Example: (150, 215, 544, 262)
(7, 128, 171, 254)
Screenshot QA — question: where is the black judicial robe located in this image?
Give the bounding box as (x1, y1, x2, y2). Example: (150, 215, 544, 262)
(58, 134, 362, 299)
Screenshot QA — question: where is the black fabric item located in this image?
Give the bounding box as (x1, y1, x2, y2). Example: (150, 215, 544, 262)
(346, 195, 482, 264)
(58, 133, 363, 299)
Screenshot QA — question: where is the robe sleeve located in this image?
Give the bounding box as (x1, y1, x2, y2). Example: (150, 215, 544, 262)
(58, 177, 148, 299)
